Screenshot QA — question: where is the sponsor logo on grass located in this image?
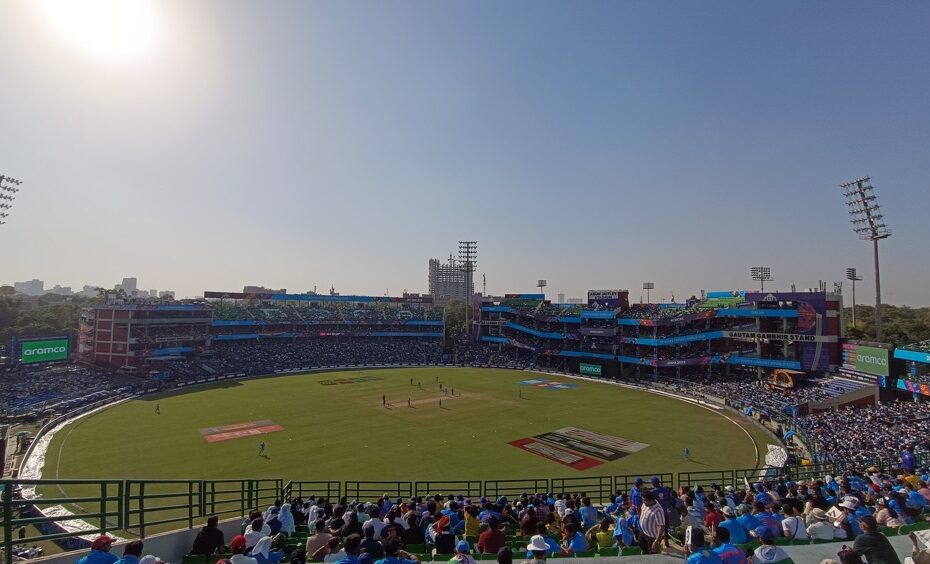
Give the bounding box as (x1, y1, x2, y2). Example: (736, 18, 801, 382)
(510, 427, 649, 470)
(20, 338, 69, 364)
(508, 438, 603, 470)
(318, 375, 384, 385)
(200, 420, 285, 442)
(519, 378, 577, 390)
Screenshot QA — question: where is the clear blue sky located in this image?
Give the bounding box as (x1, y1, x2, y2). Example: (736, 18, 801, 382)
(1, 1, 928, 304)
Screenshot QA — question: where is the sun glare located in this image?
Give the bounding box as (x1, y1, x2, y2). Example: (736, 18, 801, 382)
(41, 0, 157, 58)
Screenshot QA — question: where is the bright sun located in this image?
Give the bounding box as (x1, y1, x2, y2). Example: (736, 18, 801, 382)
(41, 0, 157, 58)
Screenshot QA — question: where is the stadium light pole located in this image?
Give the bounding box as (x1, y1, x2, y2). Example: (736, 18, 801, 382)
(458, 241, 477, 336)
(643, 282, 654, 304)
(845, 267, 862, 330)
(537, 279, 547, 296)
(750, 267, 773, 292)
(840, 177, 891, 341)
(0, 175, 24, 226)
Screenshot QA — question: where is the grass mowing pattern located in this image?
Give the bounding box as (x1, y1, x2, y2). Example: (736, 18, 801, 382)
(44, 367, 769, 482)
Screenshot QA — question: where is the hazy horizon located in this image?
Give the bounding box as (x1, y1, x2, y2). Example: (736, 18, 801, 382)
(2, 1, 928, 305)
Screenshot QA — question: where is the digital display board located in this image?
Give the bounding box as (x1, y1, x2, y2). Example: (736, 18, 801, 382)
(19, 338, 70, 364)
(579, 362, 602, 376)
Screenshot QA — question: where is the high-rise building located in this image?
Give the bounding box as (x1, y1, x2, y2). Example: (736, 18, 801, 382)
(149, 289, 158, 298)
(13, 279, 44, 296)
(557, 293, 565, 303)
(158, 290, 175, 299)
(120, 277, 138, 294)
(243, 285, 286, 293)
(428, 255, 473, 305)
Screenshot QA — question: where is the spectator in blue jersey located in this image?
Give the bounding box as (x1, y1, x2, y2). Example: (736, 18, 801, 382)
(577, 498, 598, 530)
(903, 446, 917, 473)
(716, 506, 748, 545)
(905, 482, 928, 510)
(115, 541, 144, 564)
(630, 479, 644, 511)
(735, 505, 760, 534)
(558, 522, 589, 556)
(753, 502, 781, 539)
(77, 535, 119, 564)
(685, 530, 722, 564)
(711, 528, 746, 564)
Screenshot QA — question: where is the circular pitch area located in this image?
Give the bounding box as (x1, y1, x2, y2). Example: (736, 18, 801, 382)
(43, 368, 767, 481)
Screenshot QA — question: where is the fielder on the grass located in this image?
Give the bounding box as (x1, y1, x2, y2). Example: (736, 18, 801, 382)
(259, 441, 266, 456)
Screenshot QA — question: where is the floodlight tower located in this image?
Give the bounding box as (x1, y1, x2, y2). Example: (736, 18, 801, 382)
(750, 266, 773, 292)
(845, 267, 862, 330)
(458, 241, 477, 335)
(537, 279, 547, 295)
(840, 177, 891, 340)
(643, 282, 655, 304)
(0, 174, 24, 225)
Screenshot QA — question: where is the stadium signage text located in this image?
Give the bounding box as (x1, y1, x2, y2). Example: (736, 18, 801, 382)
(19, 338, 70, 364)
(725, 331, 818, 342)
(579, 363, 602, 376)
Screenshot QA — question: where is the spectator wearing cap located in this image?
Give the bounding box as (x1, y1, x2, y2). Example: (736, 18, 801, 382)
(230, 536, 258, 564)
(849, 515, 901, 564)
(78, 535, 120, 564)
(638, 491, 666, 555)
(836, 497, 864, 539)
(523, 535, 551, 564)
(717, 506, 749, 545)
(477, 519, 505, 555)
(685, 529, 723, 564)
(375, 538, 419, 564)
(750, 527, 789, 564)
(115, 541, 144, 564)
(806, 509, 837, 540)
(448, 540, 476, 564)
(525, 523, 559, 558)
(191, 516, 225, 556)
(710, 528, 745, 564)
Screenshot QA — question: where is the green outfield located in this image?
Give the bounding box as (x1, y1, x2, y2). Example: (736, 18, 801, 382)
(42, 367, 771, 482)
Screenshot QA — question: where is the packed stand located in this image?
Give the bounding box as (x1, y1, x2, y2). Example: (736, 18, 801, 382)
(0, 364, 137, 422)
(179, 463, 930, 564)
(798, 400, 930, 464)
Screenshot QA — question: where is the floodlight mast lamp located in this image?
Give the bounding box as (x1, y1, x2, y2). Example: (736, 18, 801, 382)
(642, 282, 655, 304)
(458, 241, 477, 336)
(845, 267, 862, 331)
(0, 175, 23, 226)
(750, 267, 773, 292)
(840, 176, 890, 341)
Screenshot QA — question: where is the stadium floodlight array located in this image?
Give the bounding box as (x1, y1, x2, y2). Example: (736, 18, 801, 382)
(840, 176, 891, 340)
(458, 240, 477, 333)
(750, 266, 773, 292)
(845, 267, 863, 329)
(0, 174, 23, 225)
(643, 282, 655, 304)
